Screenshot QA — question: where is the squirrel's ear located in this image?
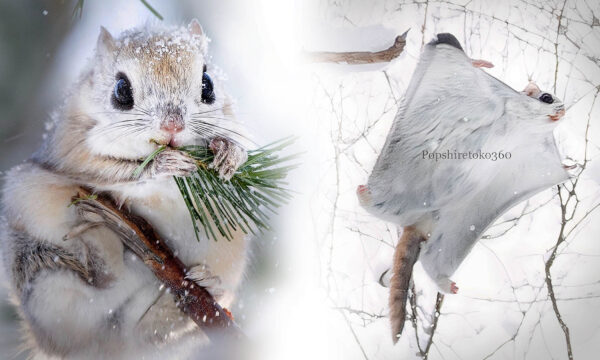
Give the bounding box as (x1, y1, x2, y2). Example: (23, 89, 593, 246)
(97, 26, 115, 56)
(523, 82, 541, 96)
(188, 19, 204, 36)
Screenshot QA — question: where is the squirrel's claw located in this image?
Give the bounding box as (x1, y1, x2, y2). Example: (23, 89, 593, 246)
(209, 138, 247, 181)
(151, 150, 197, 178)
(186, 263, 225, 301)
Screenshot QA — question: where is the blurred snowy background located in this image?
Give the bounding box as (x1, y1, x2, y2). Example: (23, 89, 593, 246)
(302, 0, 600, 359)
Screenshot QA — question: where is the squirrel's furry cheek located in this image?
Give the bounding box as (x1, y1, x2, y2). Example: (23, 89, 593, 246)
(85, 130, 156, 160)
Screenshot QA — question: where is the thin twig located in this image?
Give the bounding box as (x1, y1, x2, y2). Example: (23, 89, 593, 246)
(545, 188, 573, 360)
(409, 284, 426, 355)
(423, 293, 444, 360)
(543, 85, 598, 360)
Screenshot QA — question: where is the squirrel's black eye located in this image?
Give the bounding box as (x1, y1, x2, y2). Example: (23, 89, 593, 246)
(201, 72, 215, 104)
(112, 73, 134, 110)
(539, 93, 554, 104)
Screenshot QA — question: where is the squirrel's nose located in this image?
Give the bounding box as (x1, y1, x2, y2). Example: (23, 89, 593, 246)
(160, 112, 184, 134)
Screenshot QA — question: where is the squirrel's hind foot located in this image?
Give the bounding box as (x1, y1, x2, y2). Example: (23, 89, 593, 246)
(357, 184, 373, 207)
(185, 263, 225, 300)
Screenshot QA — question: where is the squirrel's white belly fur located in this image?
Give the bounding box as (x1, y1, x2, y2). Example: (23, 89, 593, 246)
(2, 164, 247, 360)
(102, 178, 248, 303)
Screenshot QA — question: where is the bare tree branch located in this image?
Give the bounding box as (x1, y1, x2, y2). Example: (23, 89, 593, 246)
(545, 187, 574, 360)
(304, 30, 409, 64)
(544, 87, 599, 360)
(423, 293, 444, 360)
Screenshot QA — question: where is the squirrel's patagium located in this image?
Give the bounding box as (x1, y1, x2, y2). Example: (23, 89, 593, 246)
(1, 21, 249, 358)
(358, 33, 569, 342)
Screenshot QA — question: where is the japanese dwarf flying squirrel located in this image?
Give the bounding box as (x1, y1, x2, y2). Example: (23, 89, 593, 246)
(1, 20, 249, 359)
(357, 33, 567, 342)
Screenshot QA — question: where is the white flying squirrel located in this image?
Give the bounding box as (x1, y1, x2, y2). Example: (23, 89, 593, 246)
(357, 33, 570, 342)
(1, 21, 249, 359)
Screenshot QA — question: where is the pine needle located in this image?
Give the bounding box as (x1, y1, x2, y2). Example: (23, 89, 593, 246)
(134, 138, 297, 241)
(72, 0, 163, 20)
(133, 145, 166, 178)
(139, 0, 164, 21)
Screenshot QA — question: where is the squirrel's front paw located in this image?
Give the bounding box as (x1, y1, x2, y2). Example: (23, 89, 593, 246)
(151, 149, 197, 178)
(185, 263, 225, 300)
(471, 58, 494, 68)
(209, 137, 248, 180)
(548, 109, 565, 121)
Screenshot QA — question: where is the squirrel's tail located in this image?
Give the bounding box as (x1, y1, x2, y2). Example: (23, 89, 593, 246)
(389, 226, 425, 344)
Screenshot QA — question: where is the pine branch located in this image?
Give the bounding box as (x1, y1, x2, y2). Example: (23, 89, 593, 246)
(135, 137, 297, 242)
(72, 187, 244, 342)
(72, 0, 84, 18)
